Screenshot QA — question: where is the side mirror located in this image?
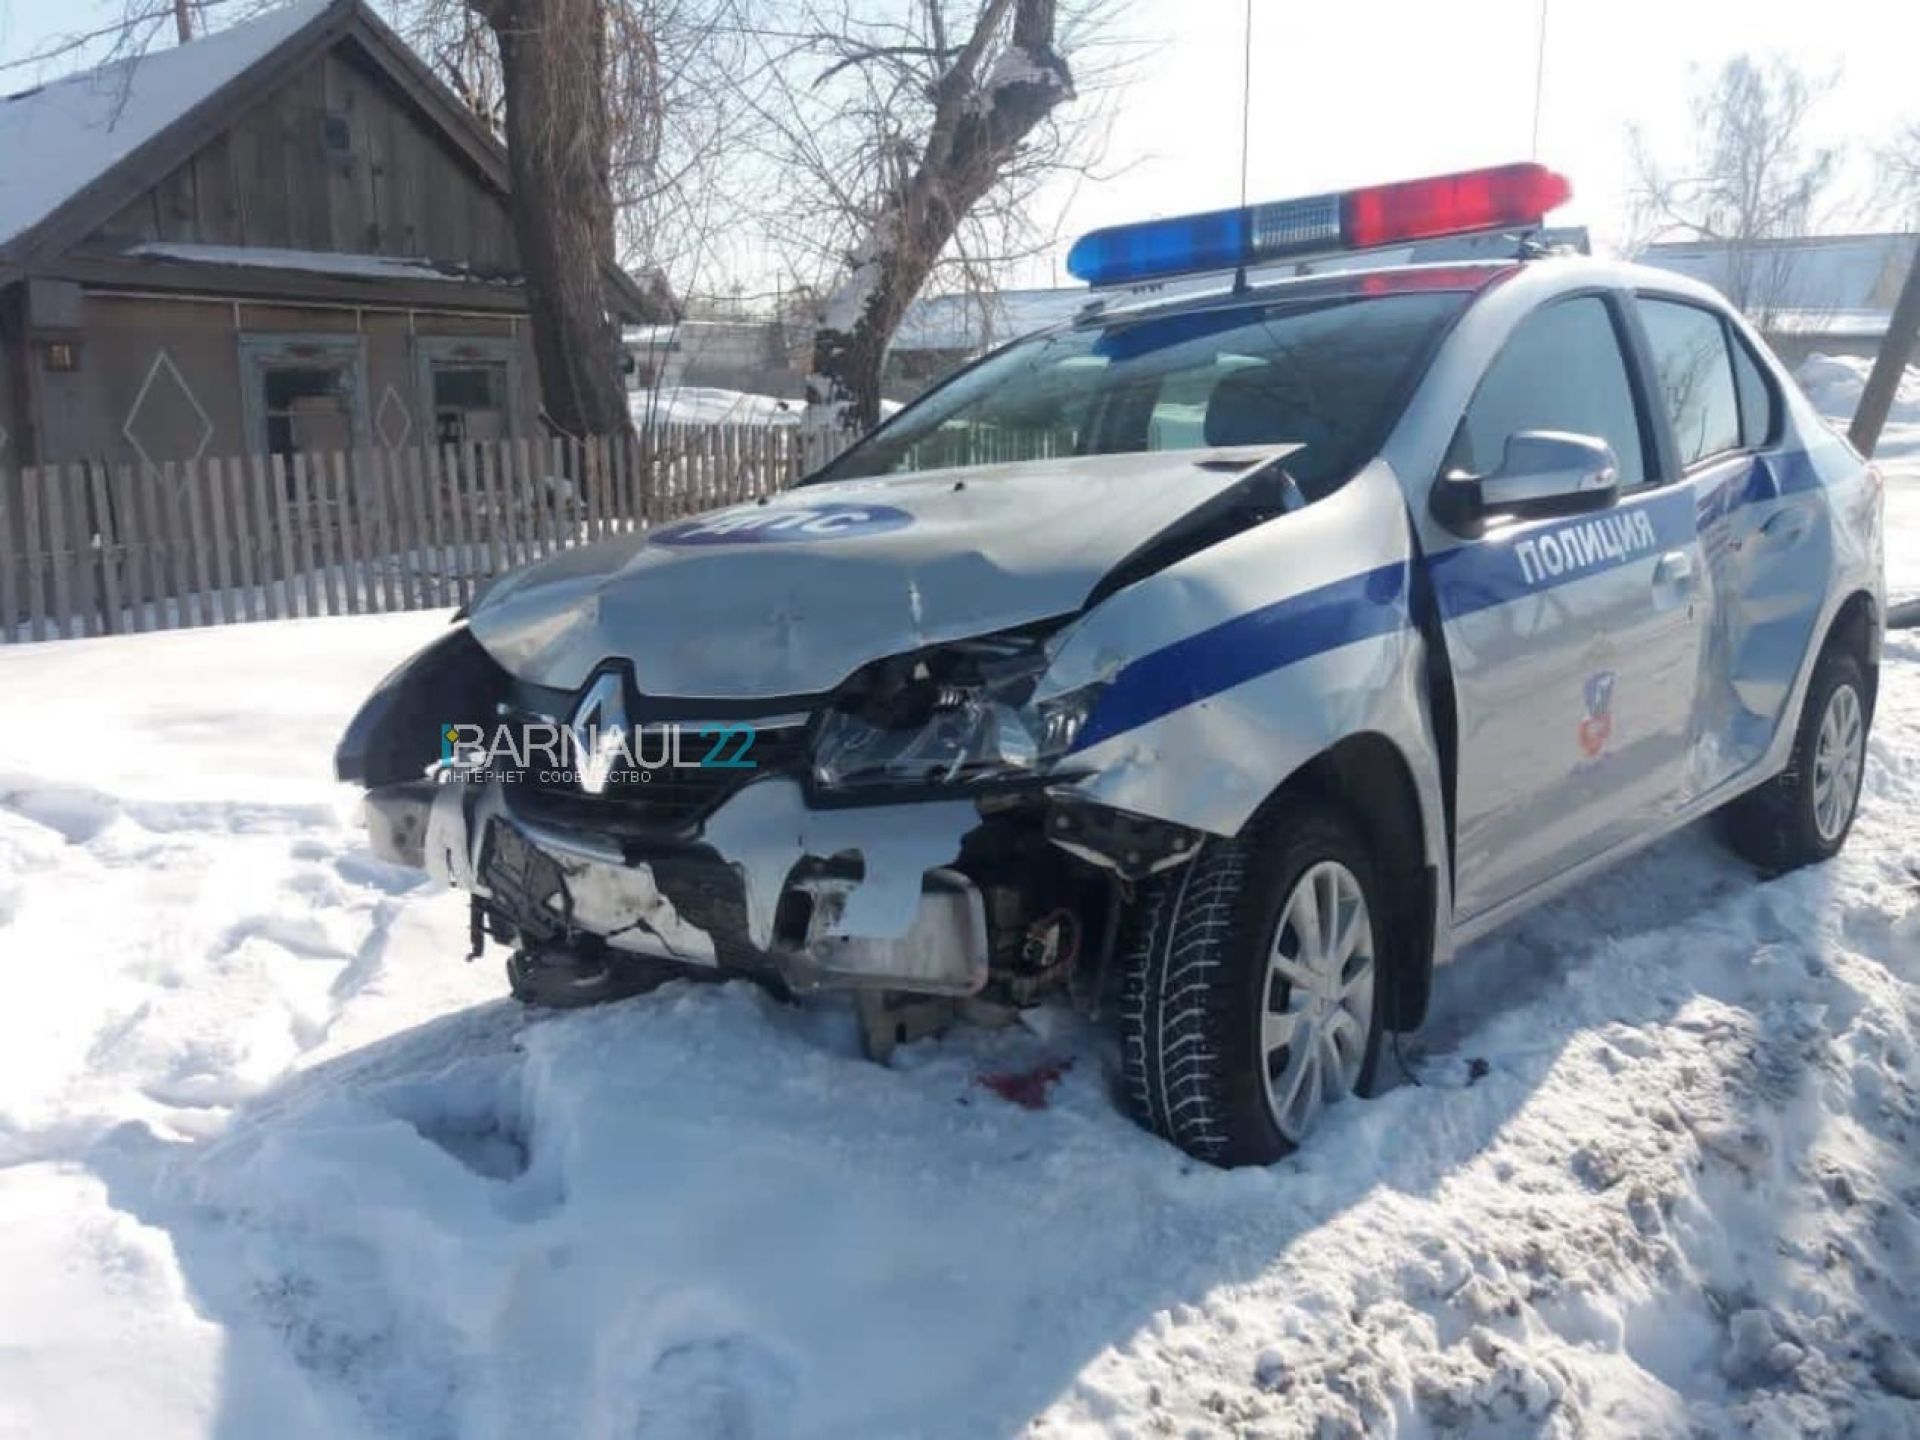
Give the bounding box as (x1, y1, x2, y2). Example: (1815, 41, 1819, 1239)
(1431, 430, 1620, 531)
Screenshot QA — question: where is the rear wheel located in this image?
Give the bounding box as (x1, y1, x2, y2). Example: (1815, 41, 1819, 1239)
(1719, 648, 1868, 873)
(1119, 802, 1385, 1166)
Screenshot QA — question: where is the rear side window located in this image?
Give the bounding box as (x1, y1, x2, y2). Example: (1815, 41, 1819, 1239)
(1448, 296, 1646, 487)
(1729, 332, 1777, 448)
(1638, 298, 1741, 466)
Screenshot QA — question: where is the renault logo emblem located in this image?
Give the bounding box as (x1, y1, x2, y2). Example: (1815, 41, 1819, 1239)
(571, 672, 629, 795)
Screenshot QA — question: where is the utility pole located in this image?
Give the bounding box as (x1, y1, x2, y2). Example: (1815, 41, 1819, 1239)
(1530, 0, 1549, 159)
(1858, 239, 1920, 630)
(1851, 239, 1920, 458)
(172, 0, 193, 44)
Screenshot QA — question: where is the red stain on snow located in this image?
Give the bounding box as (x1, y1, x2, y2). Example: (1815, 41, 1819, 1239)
(975, 1058, 1074, 1110)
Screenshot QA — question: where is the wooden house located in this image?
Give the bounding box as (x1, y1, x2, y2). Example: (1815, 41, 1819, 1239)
(0, 0, 669, 471)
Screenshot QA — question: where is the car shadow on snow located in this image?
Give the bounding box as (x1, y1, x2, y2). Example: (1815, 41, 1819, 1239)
(80, 810, 1911, 1439)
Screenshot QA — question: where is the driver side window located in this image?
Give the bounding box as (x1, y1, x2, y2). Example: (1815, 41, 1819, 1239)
(1448, 297, 1647, 488)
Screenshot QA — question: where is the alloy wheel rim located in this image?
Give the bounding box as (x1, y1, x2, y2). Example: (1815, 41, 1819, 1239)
(1260, 860, 1375, 1144)
(1812, 682, 1864, 843)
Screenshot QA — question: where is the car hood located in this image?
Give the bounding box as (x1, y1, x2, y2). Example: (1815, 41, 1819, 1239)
(467, 446, 1296, 699)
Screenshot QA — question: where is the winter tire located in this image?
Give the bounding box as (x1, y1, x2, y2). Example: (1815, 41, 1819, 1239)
(1720, 647, 1868, 874)
(1119, 801, 1386, 1166)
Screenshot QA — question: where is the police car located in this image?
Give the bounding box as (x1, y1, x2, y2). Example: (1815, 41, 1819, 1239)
(337, 163, 1884, 1166)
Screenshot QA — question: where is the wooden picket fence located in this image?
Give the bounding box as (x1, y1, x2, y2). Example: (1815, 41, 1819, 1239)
(0, 424, 845, 643)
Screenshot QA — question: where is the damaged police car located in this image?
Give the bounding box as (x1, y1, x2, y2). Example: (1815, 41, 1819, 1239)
(337, 164, 1884, 1165)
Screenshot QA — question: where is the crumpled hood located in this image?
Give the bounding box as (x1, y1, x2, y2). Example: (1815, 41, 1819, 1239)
(467, 446, 1294, 698)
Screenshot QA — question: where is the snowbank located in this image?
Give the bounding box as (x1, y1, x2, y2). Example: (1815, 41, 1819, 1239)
(2, 566, 1919, 1434)
(1797, 353, 1920, 604)
(1797, 352, 1920, 425)
(630, 386, 803, 427)
(1796, 352, 1920, 458)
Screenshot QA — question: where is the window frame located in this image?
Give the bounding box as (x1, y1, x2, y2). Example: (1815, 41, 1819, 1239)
(1445, 288, 1665, 495)
(1629, 291, 1773, 476)
(237, 332, 371, 460)
(1724, 318, 1782, 451)
(411, 335, 524, 449)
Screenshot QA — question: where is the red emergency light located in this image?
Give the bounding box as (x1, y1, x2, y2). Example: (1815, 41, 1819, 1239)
(1342, 163, 1572, 250)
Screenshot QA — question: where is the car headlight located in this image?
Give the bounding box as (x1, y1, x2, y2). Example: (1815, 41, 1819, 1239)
(811, 631, 1101, 792)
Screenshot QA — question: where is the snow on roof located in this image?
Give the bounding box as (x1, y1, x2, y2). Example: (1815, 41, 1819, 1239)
(1767, 307, 1895, 338)
(1639, 233, 1918, 318)
(124, 241, 491, 283)
(0, 0, 334, 251)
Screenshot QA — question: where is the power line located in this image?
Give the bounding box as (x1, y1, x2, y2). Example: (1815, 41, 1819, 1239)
(1238, 0, 1254, 211)
(1530, 0, 1549, 159)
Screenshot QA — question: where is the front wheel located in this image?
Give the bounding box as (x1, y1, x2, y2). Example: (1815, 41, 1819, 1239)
(1719, 648, 1869, 874)
(1119, 802, 1385, 1166)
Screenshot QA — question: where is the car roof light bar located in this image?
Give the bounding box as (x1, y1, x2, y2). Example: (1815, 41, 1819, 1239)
(1066, 162, 1573, 289)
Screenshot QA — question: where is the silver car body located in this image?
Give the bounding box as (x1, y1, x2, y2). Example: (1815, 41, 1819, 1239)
(392, 255, 1883, 995)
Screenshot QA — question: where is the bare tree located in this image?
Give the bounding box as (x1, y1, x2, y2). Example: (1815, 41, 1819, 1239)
(393, 0, 776, 429)
(1879, 119, 1920, 231)
(400, 0, 654, 436)
(0, 0, 194, 78)
(1628, 54, 1841, 328)
(0, 0, 237, 105)
(735, 0, 1119, 432)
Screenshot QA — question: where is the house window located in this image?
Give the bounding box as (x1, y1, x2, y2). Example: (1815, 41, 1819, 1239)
(432, 361, 509, 445)
(263, 364, 355, 457)
(413, 337, 521, 483)
(240, 334, 369, 467)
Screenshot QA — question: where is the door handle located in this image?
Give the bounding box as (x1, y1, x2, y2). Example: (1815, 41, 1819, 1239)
(1654, 550, 1695, 589)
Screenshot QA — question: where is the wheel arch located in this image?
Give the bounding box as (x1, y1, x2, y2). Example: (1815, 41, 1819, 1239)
(1246, 731, 1438, 1032)
(1823, 589, 1880, 715)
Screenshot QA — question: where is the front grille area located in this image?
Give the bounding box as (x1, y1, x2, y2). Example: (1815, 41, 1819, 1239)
(501, 715, 811, 835)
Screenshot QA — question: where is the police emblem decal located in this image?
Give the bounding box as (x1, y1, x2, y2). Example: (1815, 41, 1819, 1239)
(1578, 670, 1617, 758)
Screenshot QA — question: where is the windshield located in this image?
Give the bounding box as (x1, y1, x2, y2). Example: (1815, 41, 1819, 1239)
(814, 290, 1468, 493)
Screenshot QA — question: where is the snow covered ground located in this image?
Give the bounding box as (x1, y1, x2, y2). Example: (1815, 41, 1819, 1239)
(627, 386, 903, 428)
(3, 416, 1919, 1439)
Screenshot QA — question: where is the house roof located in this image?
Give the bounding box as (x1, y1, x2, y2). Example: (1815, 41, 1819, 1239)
(1763, 308, 1896, 339)
(0, 0, 333, 252)
(1639, 233, 1919, 323)
(123, 241, 489, 282)
(0, 0, 671, 321)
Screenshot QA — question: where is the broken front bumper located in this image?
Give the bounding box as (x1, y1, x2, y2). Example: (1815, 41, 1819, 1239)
(363, 777, 992, 997)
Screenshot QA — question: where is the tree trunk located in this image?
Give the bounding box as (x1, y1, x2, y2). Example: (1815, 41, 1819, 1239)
(476, 0, 631, 437)
(806, 0, 1073, 437)
(809, 238, 935, 435)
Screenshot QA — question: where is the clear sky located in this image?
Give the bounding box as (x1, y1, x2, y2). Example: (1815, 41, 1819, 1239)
(1021, 0, 1919, 286)
(5, 0, 1917, 293)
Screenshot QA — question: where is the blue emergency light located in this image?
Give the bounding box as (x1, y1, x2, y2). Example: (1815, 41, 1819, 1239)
(1066, 162, 1572, 288)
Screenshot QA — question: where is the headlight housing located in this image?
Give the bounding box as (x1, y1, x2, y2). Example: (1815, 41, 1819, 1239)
(811, 630, 1100, 793)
